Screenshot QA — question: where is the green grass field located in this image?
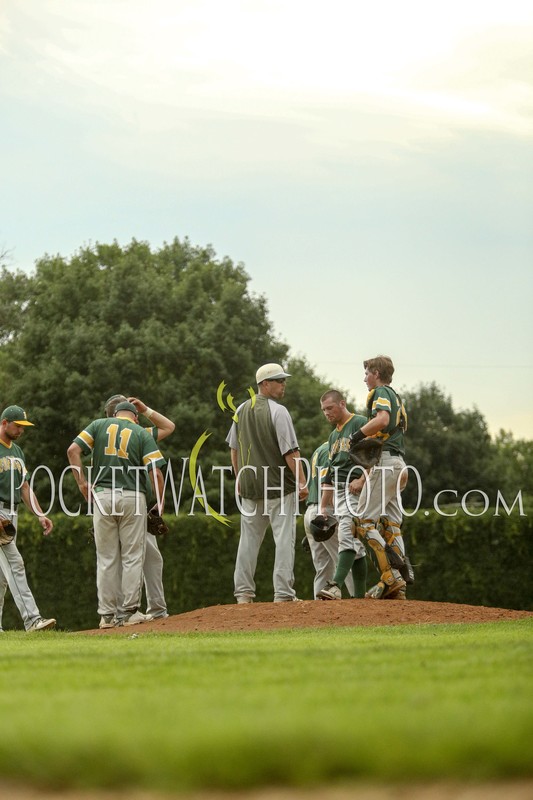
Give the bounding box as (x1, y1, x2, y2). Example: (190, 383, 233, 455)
(1, 621, 532, 793)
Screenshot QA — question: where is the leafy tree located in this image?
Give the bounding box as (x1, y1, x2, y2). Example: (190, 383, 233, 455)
(0, 238, 328, 510)
(284, 356, 333, 460)
(486, 430, 533, 504)
(2, 239, 529, 517)
(0, 266, 30, 345)
(400, 383, 497, 508)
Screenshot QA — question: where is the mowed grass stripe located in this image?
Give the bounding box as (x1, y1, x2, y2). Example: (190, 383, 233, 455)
(0, 621, 531, 792)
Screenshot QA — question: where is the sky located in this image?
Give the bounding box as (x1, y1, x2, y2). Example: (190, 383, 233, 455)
(1, 1, 532, 438)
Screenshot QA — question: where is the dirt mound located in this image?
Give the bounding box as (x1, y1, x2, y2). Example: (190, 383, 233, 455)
(83, 599, 533, 635)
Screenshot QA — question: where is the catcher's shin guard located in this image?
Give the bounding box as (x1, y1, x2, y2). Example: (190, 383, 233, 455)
(379, 517, 414, 585)
(356, 519, 397, 589)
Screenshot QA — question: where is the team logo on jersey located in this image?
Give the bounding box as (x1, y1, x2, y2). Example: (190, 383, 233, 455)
(216, 380, 256, 420)
(189, 380, 256, 526)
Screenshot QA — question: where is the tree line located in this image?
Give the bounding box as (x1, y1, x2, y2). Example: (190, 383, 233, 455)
(0, 238, 530, 512)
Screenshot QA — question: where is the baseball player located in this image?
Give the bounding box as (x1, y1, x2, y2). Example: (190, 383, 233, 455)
(227, 363, 309, 603)
(316, 391, 368, 600)
(351, 356, 408, 600)
(0, 405, 56, 632)
(303, 441, 355, 599)
(67, 401, 166, 628)
(103, 394, 174, 619)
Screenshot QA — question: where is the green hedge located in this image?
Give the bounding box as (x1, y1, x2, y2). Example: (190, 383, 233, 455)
(2, 507, 531, 631)
(404, 507, 533, 611)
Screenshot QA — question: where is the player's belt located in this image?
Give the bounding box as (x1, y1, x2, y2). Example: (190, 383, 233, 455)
(0, 500, 18, 509)
(93, 487, 137, 494)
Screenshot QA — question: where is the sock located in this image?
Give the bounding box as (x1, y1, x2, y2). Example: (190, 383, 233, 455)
(333, 550, 356, 589)
(351, 556, 368, 598)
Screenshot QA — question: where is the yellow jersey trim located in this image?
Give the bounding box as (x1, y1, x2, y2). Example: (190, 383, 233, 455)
(143, 450, 163, 465)
(78, 430, 94, 450)
(336, 413, 355, 432)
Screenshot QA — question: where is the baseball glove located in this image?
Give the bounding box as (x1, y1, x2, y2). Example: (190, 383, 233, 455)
(309, 514, 338, 542)
(348, 436, 383, 470)
(0, 511, 16, 547)
(147, 507, 169, 537)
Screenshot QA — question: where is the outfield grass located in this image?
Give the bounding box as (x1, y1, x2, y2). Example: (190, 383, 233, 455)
(0, 621, 532, 792)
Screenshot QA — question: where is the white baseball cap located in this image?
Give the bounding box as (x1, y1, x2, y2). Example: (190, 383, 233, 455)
(255, 363, 291, 384)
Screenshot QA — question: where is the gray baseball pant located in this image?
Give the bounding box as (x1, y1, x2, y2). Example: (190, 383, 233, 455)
(303, 503, 355, 598)
(115, 531, 167, 618)
(356, 452, 406, 580)
(0, 508, 42, 631)
(143, 533, 167, 617)
(93, 489, 147, 616)
(234, 492, 297, 602)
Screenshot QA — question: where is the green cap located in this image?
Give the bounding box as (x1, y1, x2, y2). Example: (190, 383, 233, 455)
(0, 405, 34, 426)
(115, 401, 138, 416)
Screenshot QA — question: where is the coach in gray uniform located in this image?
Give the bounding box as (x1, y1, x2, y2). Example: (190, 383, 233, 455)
(226, 363, 309, 603)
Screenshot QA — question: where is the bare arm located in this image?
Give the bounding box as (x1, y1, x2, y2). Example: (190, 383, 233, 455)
(284, 450, 309, 501)
(149, 467, 165, 513)
(360, 409, 390, 437)
(20, 481, 53, 535)
(67, 442, 89, 501)
(230, 447, 240, 495)
(318, 484, 334, 516)
(128, 397, 175, 441)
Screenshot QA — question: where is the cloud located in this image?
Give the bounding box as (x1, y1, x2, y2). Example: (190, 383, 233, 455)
(2, 1, 532, 140)
(1, 1, 532, 437)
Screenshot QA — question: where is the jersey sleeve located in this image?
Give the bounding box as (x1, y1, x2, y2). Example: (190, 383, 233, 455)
(145, 426, 158, 442)
(140, 429, 166, 470)
(72, 421, 97, 455)
(268, 401, 300, 455)
(226, 403, 245, 450)
(370, 388, 393, 417)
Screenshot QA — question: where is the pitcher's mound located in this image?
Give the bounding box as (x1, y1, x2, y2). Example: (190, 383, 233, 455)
(84, 598, 533, 634)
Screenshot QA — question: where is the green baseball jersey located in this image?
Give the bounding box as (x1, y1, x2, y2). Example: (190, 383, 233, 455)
(73, 417, 165, 493)
(307, 442, 329, 505)
(327, 413, 367, 483)
(0, 439, 28, 505)
(366, 386, 406, 456)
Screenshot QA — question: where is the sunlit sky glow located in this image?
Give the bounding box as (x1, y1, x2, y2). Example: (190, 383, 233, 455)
(1, 1, 532, 437)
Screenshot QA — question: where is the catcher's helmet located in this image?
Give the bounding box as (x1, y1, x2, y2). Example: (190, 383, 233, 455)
(309, 514, 338, 542)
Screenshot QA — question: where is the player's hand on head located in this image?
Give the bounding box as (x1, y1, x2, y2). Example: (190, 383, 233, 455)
(128, 397, 147, 413)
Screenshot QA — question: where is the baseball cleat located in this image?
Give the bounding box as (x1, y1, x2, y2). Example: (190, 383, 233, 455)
(317, 581, 342, 600)
(99, 614, 116, 629)
(365, 578, 406, 600)
(365, 581, 386, 599)
(27, 617, 56, 632)
(122, 610, 153, 626)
